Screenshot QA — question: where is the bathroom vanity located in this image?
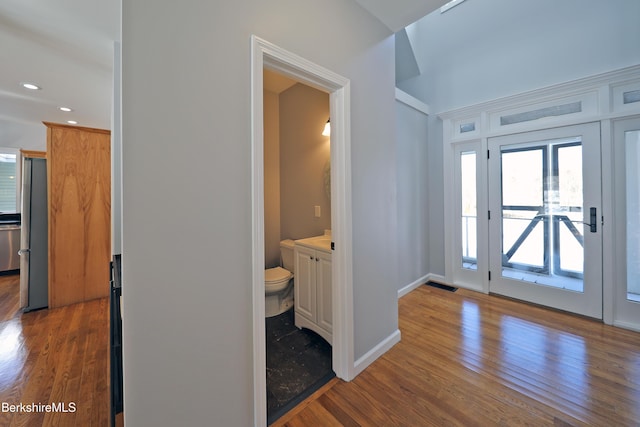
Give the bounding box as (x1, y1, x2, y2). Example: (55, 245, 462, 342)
(294, 235, 332, 344)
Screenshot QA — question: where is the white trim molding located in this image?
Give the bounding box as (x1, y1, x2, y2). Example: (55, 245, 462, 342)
(251, 35, 354, 427)
(353, 329, 401, 377)
(395, 88, 430, 116)
(397, 273, 448, 298)
(439, 63, 640, 327)
(397, 274, 430, 298)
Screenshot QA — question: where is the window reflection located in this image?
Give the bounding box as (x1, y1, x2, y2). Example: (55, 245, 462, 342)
(499, 315, 587, 410)
(460, 300, 482, 365)
(0, 320, 26, 390)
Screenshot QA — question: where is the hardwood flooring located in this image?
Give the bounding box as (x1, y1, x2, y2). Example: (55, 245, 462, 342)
(0, 273, 20, 323)
(3, 272, 639, 426)
(275, 286, 640, 427)
(0, 274, 110, 426)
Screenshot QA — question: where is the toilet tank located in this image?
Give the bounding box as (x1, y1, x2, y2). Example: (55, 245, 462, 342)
(280, 239, 295, 272)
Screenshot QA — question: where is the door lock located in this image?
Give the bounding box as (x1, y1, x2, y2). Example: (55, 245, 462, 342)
(588, 207, 597, 233)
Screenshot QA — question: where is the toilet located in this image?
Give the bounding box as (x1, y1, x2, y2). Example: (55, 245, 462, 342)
(265, 239, 295, 317)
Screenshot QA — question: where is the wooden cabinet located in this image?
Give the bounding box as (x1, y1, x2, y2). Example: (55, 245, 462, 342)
(294, 244, 332, 344)
(45, 122, 111, 308)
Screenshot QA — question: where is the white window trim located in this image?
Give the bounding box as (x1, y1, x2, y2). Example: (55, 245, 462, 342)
(439, 63, 640, 326)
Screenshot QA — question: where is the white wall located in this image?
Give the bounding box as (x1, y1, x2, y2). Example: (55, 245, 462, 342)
(121, 1, 396, 425)
(0, 120, 46, 151)
(400, 0, 640, 113)
(396, 100, 430, 290)
(397, 0, 640, 277)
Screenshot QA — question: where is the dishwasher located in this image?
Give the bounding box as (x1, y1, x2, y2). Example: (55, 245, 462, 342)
(0, 215, 21, 273)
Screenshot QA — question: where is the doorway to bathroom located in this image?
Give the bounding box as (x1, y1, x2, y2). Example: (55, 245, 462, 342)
(251, 36, 354, 427)
(262, 68, 334, 424)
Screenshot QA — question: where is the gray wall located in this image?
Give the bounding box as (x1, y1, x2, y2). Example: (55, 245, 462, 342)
(396, 100, 430, 289)
(396, 0, 640, 277)
(121, 1, 396, 426)
(280, 83, 331, 243)
(264, 89, 281, 268)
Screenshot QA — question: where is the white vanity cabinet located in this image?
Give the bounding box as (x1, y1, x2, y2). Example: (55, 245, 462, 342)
(294, 237, 332, 344)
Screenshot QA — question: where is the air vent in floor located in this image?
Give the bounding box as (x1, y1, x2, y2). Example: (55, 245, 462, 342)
(425, 281, 458, 292)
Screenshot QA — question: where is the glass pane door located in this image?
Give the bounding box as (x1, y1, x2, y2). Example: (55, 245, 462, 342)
(488, 123, 602, 318)
(613, 118, 640, 329)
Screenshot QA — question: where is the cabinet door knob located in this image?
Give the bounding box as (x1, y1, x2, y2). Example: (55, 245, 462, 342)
(310, 255, 314, 260)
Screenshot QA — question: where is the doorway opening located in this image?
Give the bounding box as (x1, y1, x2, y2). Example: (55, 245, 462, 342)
(251, 36, 354, 427)
(262, 68, 334, 424)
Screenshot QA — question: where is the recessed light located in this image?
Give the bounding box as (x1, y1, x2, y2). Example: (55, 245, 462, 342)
(59, 107, 73, 112)
(21, 82, 41, 90)
(67, 120, 78, 125)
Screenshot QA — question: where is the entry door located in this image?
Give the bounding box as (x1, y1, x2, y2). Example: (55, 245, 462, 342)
(488, 123, 602, 318)
(613, 117, 640, 329)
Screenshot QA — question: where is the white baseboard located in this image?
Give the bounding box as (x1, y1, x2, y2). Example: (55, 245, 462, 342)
(352, 329, 401, 378)
(613, 320, 640, 333)
(398, 273, 447, 298)
(397, 274, 430, 298)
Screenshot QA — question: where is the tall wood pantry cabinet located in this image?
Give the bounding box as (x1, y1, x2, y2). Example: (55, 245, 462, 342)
(45, 122, 111, 308)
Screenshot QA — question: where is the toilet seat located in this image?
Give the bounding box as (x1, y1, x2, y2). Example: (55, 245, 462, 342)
(265, 266, 292, 284)
(265, 267, 293, 296)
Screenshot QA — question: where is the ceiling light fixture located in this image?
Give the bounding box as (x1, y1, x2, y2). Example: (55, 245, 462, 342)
(322, 119, 331, 137)
(21, 82, 41, 90)
(59, 107, 73, 112)
(67, 120, 78, 125)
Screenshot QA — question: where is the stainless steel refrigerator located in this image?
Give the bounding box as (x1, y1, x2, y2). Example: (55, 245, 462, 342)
(19, 157, 48, 312)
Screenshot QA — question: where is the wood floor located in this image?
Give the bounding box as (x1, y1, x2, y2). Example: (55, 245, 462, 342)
(275, 285, 640, 427)
(2, 272, 639, 426)
(0, 274, 110, 426)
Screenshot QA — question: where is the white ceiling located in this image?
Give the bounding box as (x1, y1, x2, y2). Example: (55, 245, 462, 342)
(264, 69, 297, 94)
(0, 0, 443, 138)
(353, 0, 450, 32)
(0, 0, 120, 132)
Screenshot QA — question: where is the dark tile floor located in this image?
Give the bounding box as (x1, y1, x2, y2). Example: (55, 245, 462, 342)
(266, 308, 334, 425)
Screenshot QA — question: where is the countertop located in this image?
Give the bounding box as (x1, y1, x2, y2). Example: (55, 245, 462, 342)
(294, 234, 332, 253)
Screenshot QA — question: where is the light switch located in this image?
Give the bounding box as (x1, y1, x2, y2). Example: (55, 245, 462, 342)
(314, 205, 321, 218)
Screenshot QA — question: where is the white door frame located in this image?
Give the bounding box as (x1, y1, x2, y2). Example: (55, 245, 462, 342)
(487, 123, 603, 319)
(250, 35, 354, 427)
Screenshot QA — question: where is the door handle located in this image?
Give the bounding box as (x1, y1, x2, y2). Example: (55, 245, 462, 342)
(589, 207, 597, 233)
(18, 248, 30, 255)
